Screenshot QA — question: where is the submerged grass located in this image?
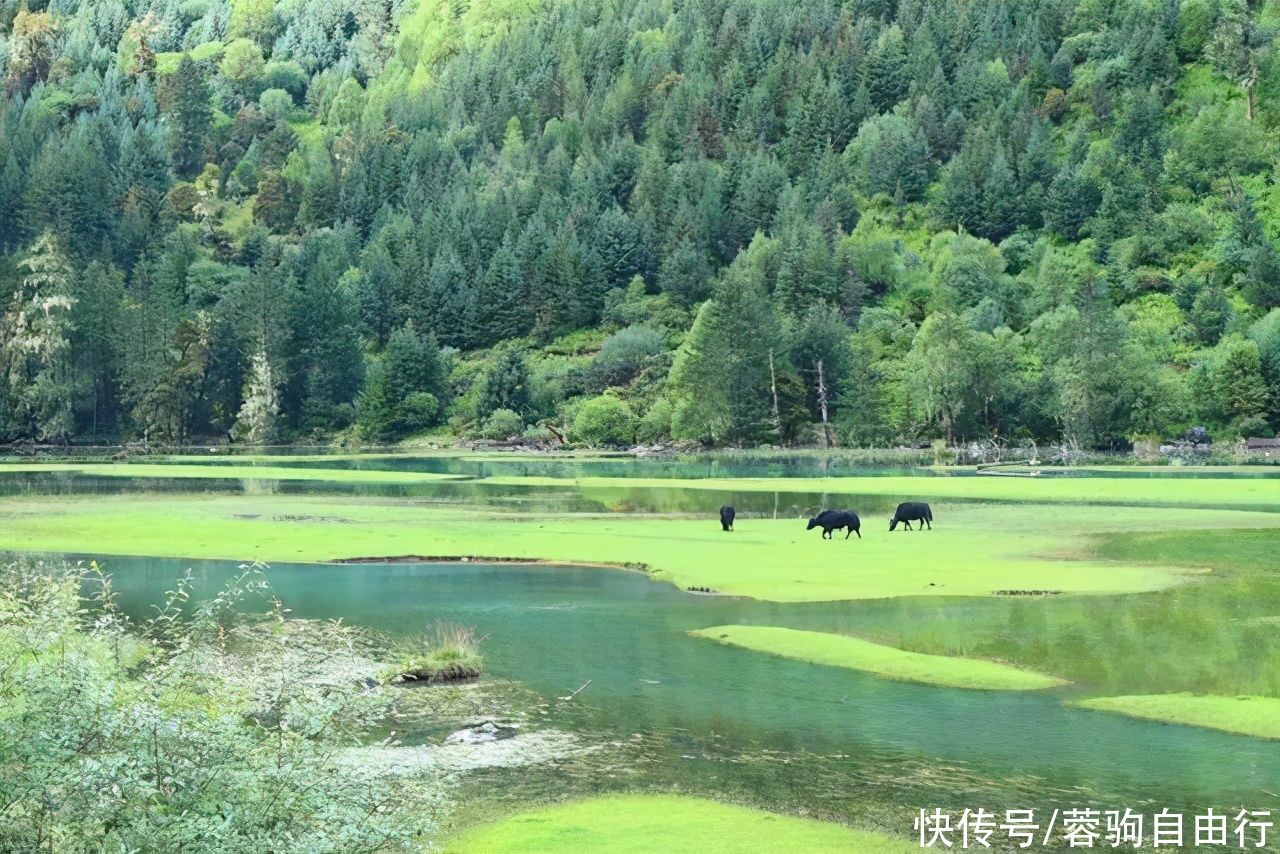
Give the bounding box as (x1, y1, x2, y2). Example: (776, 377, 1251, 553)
(690, 625, 1065, 690)
(485, 473, 1280, 509)
(0, 496, 1245, 601)
(1075, 694, 1280, 740)
(2, 461, 1277, 509)
(444, 794, 919, 854)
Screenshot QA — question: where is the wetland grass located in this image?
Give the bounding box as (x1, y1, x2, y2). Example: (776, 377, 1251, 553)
(689, 625, 1066, 690)
(383, 621, 484, 684)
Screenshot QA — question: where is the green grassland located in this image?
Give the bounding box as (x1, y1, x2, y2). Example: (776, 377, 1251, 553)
(444, 794, 918, 854)
(689, 625, 1066, 690)
(1075, 694, 1280, 740)
(0, 495, 1251, 601)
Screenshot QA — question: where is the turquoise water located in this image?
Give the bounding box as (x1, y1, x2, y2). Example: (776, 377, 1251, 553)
(97, 555, 1280, 816)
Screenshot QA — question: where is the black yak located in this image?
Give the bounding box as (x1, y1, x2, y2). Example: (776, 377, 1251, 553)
(720, 505, 735, 532)
(807, 509, 861, 539)
(890, 502, 933, 531)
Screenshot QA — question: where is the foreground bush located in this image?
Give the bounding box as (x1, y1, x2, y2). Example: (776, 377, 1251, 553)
(0, 559, 442, 852)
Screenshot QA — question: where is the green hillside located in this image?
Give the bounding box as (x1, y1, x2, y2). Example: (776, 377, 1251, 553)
(2, 0, 1280, 447)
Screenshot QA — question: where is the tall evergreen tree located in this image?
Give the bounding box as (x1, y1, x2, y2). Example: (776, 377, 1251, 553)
(168, 56, 212, 178)
(670, 243, 786, 444)
(0, 234, 78, 440)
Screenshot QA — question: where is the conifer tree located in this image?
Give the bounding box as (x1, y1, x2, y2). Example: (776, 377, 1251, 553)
(169, 56, 211, 178)
(0, 234, 78, 440)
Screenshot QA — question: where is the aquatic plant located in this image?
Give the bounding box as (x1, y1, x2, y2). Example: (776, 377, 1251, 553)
(384, 620, 485, 684)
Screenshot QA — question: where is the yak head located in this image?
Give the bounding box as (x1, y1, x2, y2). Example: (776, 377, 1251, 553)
(806, 517, 820, 530)
(889, 517, 899, 531)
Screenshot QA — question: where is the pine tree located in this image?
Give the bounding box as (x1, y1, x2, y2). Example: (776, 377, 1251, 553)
(168, 56, 211, 178)
(1216, 337, 1269, 423)
(789, 303, 853, 424)
(865, 26, 909, 113)
(669, 247, 785, 444)
(475, 236, 531, 346)
(478, 345, 531, 419)
(978, 147, 1021, 241)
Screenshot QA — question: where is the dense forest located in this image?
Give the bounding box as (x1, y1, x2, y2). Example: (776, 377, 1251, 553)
(2, 0, 1280, 448)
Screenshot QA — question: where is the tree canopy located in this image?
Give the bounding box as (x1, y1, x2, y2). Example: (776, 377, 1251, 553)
(2, 0, 1279, 447)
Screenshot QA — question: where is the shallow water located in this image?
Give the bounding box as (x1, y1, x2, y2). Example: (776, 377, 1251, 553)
(145, 452, 1280, 480)
(95, 555, 1280, 818)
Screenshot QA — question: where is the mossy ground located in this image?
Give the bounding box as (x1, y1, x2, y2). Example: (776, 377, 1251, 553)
(1075, 694, 1280, 740)
(0, 495, 1256, 601)
(690, 625, 1066, 690)
(444, 794, 919, 854)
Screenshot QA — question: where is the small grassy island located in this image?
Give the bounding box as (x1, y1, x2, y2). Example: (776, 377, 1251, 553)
(690, 625, 1067, 690)
(1076, 694, 1280, 740)
(382, 622, 485, 684)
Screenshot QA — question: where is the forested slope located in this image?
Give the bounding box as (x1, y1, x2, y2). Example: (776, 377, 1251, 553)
(2, 0, 1279, 447)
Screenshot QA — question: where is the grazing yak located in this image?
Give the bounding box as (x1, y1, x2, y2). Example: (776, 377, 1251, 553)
(890, 501, 933, 531)
(719, 505, 735, 532)
(807, 509, 861, 539)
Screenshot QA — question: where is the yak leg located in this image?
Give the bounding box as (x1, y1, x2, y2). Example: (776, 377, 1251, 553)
(903, 520, 912, 530)
(924, 518, 931, 530)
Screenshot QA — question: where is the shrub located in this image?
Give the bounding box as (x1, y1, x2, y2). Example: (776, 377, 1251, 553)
(636, 397, 673, 443)
(400, 392, 440, 430)
(0, 559, 440, 851)
(1234, 414, 1274, 438)
(522, 424, 556, 443)
(593, 324, 666, 386)
(480, 408, 523, 440)
(259, 87, 295, 121)
(573, 395, 638, 446)
(261, 60, 308, 102)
